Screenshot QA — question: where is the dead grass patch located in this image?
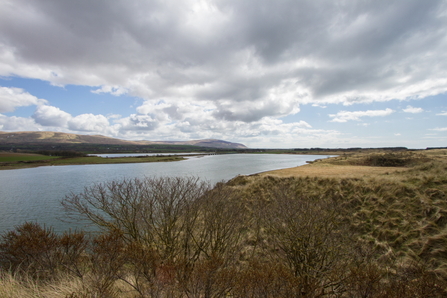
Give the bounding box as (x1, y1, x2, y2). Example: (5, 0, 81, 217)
(259, 163, 405, 179)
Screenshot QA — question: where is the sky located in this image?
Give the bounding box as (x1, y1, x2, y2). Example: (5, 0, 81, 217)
(0, 0, 446, 149)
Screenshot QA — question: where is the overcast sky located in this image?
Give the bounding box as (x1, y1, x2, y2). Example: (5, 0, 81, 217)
(1, 0, 446, 148)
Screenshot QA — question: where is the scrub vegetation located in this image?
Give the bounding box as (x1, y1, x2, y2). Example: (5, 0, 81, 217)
(1, 150, 447, 297)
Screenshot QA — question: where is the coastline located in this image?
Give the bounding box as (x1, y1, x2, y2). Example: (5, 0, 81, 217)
(0, 154, 186, 170)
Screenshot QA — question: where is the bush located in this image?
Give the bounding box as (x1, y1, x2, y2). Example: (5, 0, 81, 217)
(358, 152, 428, 167)
(0, 222, 88, 280)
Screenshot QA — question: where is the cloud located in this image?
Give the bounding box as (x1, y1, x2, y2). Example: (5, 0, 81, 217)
(329, 108, 394, 122)
(92, 85, 128, 96)
(0, 0, 446, 119)
(403, 105, 423, 113)
(32, 105, 71, 127)
(115, 114, 159, 132)
(0, 87, 47, 113)
(1, 0, 447, 148)
(68, 114, 110, 132)
(431, 127, 447, 132)
(0, 114, 41, 131)
(32, 104, 112, 133)
(436, 111, 447, 116)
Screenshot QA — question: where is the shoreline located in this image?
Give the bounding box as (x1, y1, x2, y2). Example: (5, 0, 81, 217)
(0, 154, 186, 170)
(0, 152, 331, 171)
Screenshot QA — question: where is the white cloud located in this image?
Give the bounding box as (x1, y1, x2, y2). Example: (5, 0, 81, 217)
(32, 105, 71, 127)
(68, 114, 110, 132)
(436, 111, 447, 116)
(0, 114, 41, 131)
(107, 114, 122, 119)
(0, 87, 47, 113)
(431, 127, 447, 132)
(403, 105, 423, 113)
(31, 104, 112, 133)
(329, 108, 394, 123)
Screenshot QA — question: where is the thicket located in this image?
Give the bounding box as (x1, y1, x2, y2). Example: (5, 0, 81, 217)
(1, 153, 447, 297)
(325, 151, 430, 167)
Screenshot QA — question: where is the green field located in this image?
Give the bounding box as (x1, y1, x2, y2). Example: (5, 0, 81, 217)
(0, 152, 185, 169)
(0, 153, 59, 162)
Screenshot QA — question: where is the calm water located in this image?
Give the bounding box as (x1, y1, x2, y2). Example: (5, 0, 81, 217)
(0, 154, 325, 233)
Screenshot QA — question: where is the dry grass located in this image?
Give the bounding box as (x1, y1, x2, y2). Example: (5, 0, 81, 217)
(231, 149, 447, 280)
(259, 150, 434, 179)
(0, 271, 137, 298)
(259, 163, 405, 179)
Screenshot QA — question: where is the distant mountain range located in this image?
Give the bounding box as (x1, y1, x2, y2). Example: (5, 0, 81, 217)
(0, 131, 247, 149)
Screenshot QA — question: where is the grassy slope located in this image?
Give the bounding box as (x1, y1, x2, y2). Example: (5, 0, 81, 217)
(230, 149, 447, 278)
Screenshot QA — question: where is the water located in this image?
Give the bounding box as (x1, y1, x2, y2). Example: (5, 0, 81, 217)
(0, 154, 324, 233)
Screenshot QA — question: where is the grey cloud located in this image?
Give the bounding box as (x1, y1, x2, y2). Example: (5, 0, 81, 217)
(1, 0, 446, 124)
(118, 114, 159, 131)
(213, 100, 298, 123)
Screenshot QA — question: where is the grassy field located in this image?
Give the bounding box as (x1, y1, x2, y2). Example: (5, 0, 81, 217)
(0, 152, 59, 162)
(0, 152, 185, 169)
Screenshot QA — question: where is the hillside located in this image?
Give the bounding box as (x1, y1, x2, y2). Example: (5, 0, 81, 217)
(0, 131, 247, 149)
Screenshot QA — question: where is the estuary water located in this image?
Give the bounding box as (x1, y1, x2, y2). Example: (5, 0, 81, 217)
(0, 154, 325, 233)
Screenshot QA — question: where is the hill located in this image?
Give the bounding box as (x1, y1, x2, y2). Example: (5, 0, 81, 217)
(0, 131, 247, 149)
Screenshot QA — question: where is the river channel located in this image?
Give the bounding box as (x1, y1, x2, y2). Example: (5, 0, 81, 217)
(0, 154, 326, 233)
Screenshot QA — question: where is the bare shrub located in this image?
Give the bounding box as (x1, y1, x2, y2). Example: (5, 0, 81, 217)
(261, 182, 354, 296)
(183, 256, 235, 298)
(86, 229, 125, 298)
(62, 176, 245, 296)
(62, 176, 210, 259)
(0, 222, 61, 279)
(194, 182, 244, 260)
(233, 261, 300, 298)
(58, 230, 89, 278)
